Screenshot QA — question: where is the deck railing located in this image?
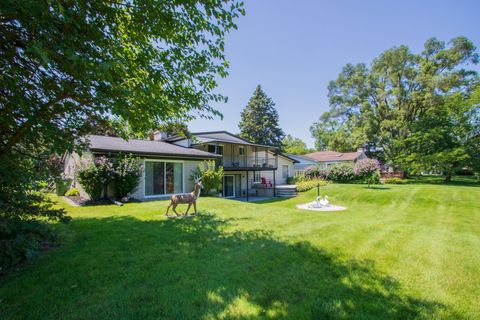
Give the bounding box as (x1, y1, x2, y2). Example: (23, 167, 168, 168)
(222, 156, 277, 169)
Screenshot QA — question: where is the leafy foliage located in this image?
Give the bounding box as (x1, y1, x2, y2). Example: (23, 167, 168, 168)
(239, 85, 285, 147)
(194, 161, 224, 196)
(65, 188, 80, 197)
(282, 134, 311, 154)
(301, 160, 380, 185)
(0, 0, 243, 270)
(78, 154, 141, 200)
(296, 179, 328, 192)
(354, 159, 381, 187)
(111, 155, 142, 200)
(78, 156, 113, 200)
(384, 177, 407, 184)
(311, 37, 479, 175)
(0, 192, 69, 274)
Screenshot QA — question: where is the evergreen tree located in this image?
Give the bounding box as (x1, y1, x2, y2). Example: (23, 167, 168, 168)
(239, 85, 285, 146)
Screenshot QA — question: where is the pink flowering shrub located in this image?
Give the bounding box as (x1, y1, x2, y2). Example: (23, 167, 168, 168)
(111, 154, 142, 199)
(297, 158, 380, 186)
(353, 158, 381, 187)
(78, 154, 141, 200)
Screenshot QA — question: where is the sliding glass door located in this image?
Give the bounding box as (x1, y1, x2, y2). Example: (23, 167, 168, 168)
(145, 161, 183, 196)
(223, 175, 235, 198)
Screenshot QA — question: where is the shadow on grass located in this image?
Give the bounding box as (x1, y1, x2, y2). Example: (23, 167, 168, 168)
(0, 214, 450, 319)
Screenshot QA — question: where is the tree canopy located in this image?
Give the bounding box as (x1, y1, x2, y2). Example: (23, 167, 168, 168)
(282, 134, 311, 154)
(239, 85, 285, 147)
(0, 0, 244, 270)
(1, 0, 244, 160)
(311, 37, 479, 175)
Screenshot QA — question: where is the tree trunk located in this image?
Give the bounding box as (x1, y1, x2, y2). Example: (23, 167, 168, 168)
(445, 173, 452, 182)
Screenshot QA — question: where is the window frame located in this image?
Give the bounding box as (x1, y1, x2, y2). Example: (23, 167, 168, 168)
(143, 159, 184, 198)
(282, 165, 289, 179)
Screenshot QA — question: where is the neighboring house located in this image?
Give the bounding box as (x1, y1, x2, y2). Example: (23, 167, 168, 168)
(287, 154, 319, 176)
(303, 149, 367, 168)
(64, 131, 297, 201)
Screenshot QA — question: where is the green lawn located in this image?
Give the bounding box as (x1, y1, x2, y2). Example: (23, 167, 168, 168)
(1, 178, 480, 319)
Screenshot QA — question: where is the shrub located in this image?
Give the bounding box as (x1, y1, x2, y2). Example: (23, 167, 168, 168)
(0, 192, 69, 274)
(111, 155, 142, 200)
(328, 163, 356, 182)
(385, 177, 407, 184)
(194, 160, 223, 196)
(78, 154, 141, 200)
(65, 188, 80, 197)
(296, 179, 327, 192)
(77, 157, 111, 200)
(354, 159, 381, 187)
(304, 166, 329, 180)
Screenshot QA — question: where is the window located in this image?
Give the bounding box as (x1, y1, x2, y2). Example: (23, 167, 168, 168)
(207, 145, 223, 155)
(145, 161, 183, 196)
(282, 165, 289, 179)
(239, 146, 245, 155)
(254, 171, 261, 182)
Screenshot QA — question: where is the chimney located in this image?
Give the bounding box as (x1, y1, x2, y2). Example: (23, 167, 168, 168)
(152, 131, 167, 141)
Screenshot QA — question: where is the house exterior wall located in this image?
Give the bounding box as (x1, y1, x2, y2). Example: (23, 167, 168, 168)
(131, 158, 203, 200)
(64, 152, 204, 201)
(260, 156, 294, 185)
(63, 151, 92, 198)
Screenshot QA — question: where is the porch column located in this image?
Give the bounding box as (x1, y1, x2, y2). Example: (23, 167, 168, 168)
(246, 170, 249, 201)
(272, 169, 276, 197)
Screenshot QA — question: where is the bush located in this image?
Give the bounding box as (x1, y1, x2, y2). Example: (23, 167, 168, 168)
(328, 163, 356, 182)
(296, 179, 327, 192)
(385, 177, 407, 184)
(111, 155, 142, 200)
(78, 156, 112, 199)
(0, 192, 69, 274)
(354, 159, 381, 187)
(65, 188, 80, 196)
(304, 166, 329, 180)
(78, 154, 141, 200)
(194, 160, 223, 196)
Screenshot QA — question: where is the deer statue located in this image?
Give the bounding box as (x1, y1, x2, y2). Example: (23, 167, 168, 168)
(165, 176, 203, 217)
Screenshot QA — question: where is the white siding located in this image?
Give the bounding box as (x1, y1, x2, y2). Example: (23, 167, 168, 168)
(260, 156, 294, 185)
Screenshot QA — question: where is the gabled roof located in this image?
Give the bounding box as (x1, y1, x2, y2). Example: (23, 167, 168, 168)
(304, 151, 363, 162)
(164, 131, 279, 149)
(86, 135, 220, 159)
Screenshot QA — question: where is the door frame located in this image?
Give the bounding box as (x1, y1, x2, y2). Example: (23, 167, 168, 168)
(223, 174, 236, 198)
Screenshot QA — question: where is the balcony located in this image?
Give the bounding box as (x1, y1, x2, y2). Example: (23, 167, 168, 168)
(221, 156, 277, 170)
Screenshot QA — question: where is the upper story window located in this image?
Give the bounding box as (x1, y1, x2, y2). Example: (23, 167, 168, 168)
(207, 144, 223, 155)
(239, 146, 245, 156)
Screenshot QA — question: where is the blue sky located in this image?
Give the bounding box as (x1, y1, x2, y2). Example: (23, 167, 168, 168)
(189, 0, 480, 148)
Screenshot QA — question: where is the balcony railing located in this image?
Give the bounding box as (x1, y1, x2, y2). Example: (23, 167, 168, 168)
(222, 156, 277, 169)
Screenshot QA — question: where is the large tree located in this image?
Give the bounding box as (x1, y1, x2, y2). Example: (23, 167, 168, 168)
(239, 85, 285, 146)
(310, 113, 356, 152)
(311, 37, 479, 172)
(397, 85, 480, 180)
(0, 0, 243, 270)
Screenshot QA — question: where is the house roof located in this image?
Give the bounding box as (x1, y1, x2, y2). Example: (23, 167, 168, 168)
(86, 135, 220, 159)
(304, 151, 363, 162)
(287, 154, 318, 163)
(163, 131, 279, 149)
(275, 153, 300, 163)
